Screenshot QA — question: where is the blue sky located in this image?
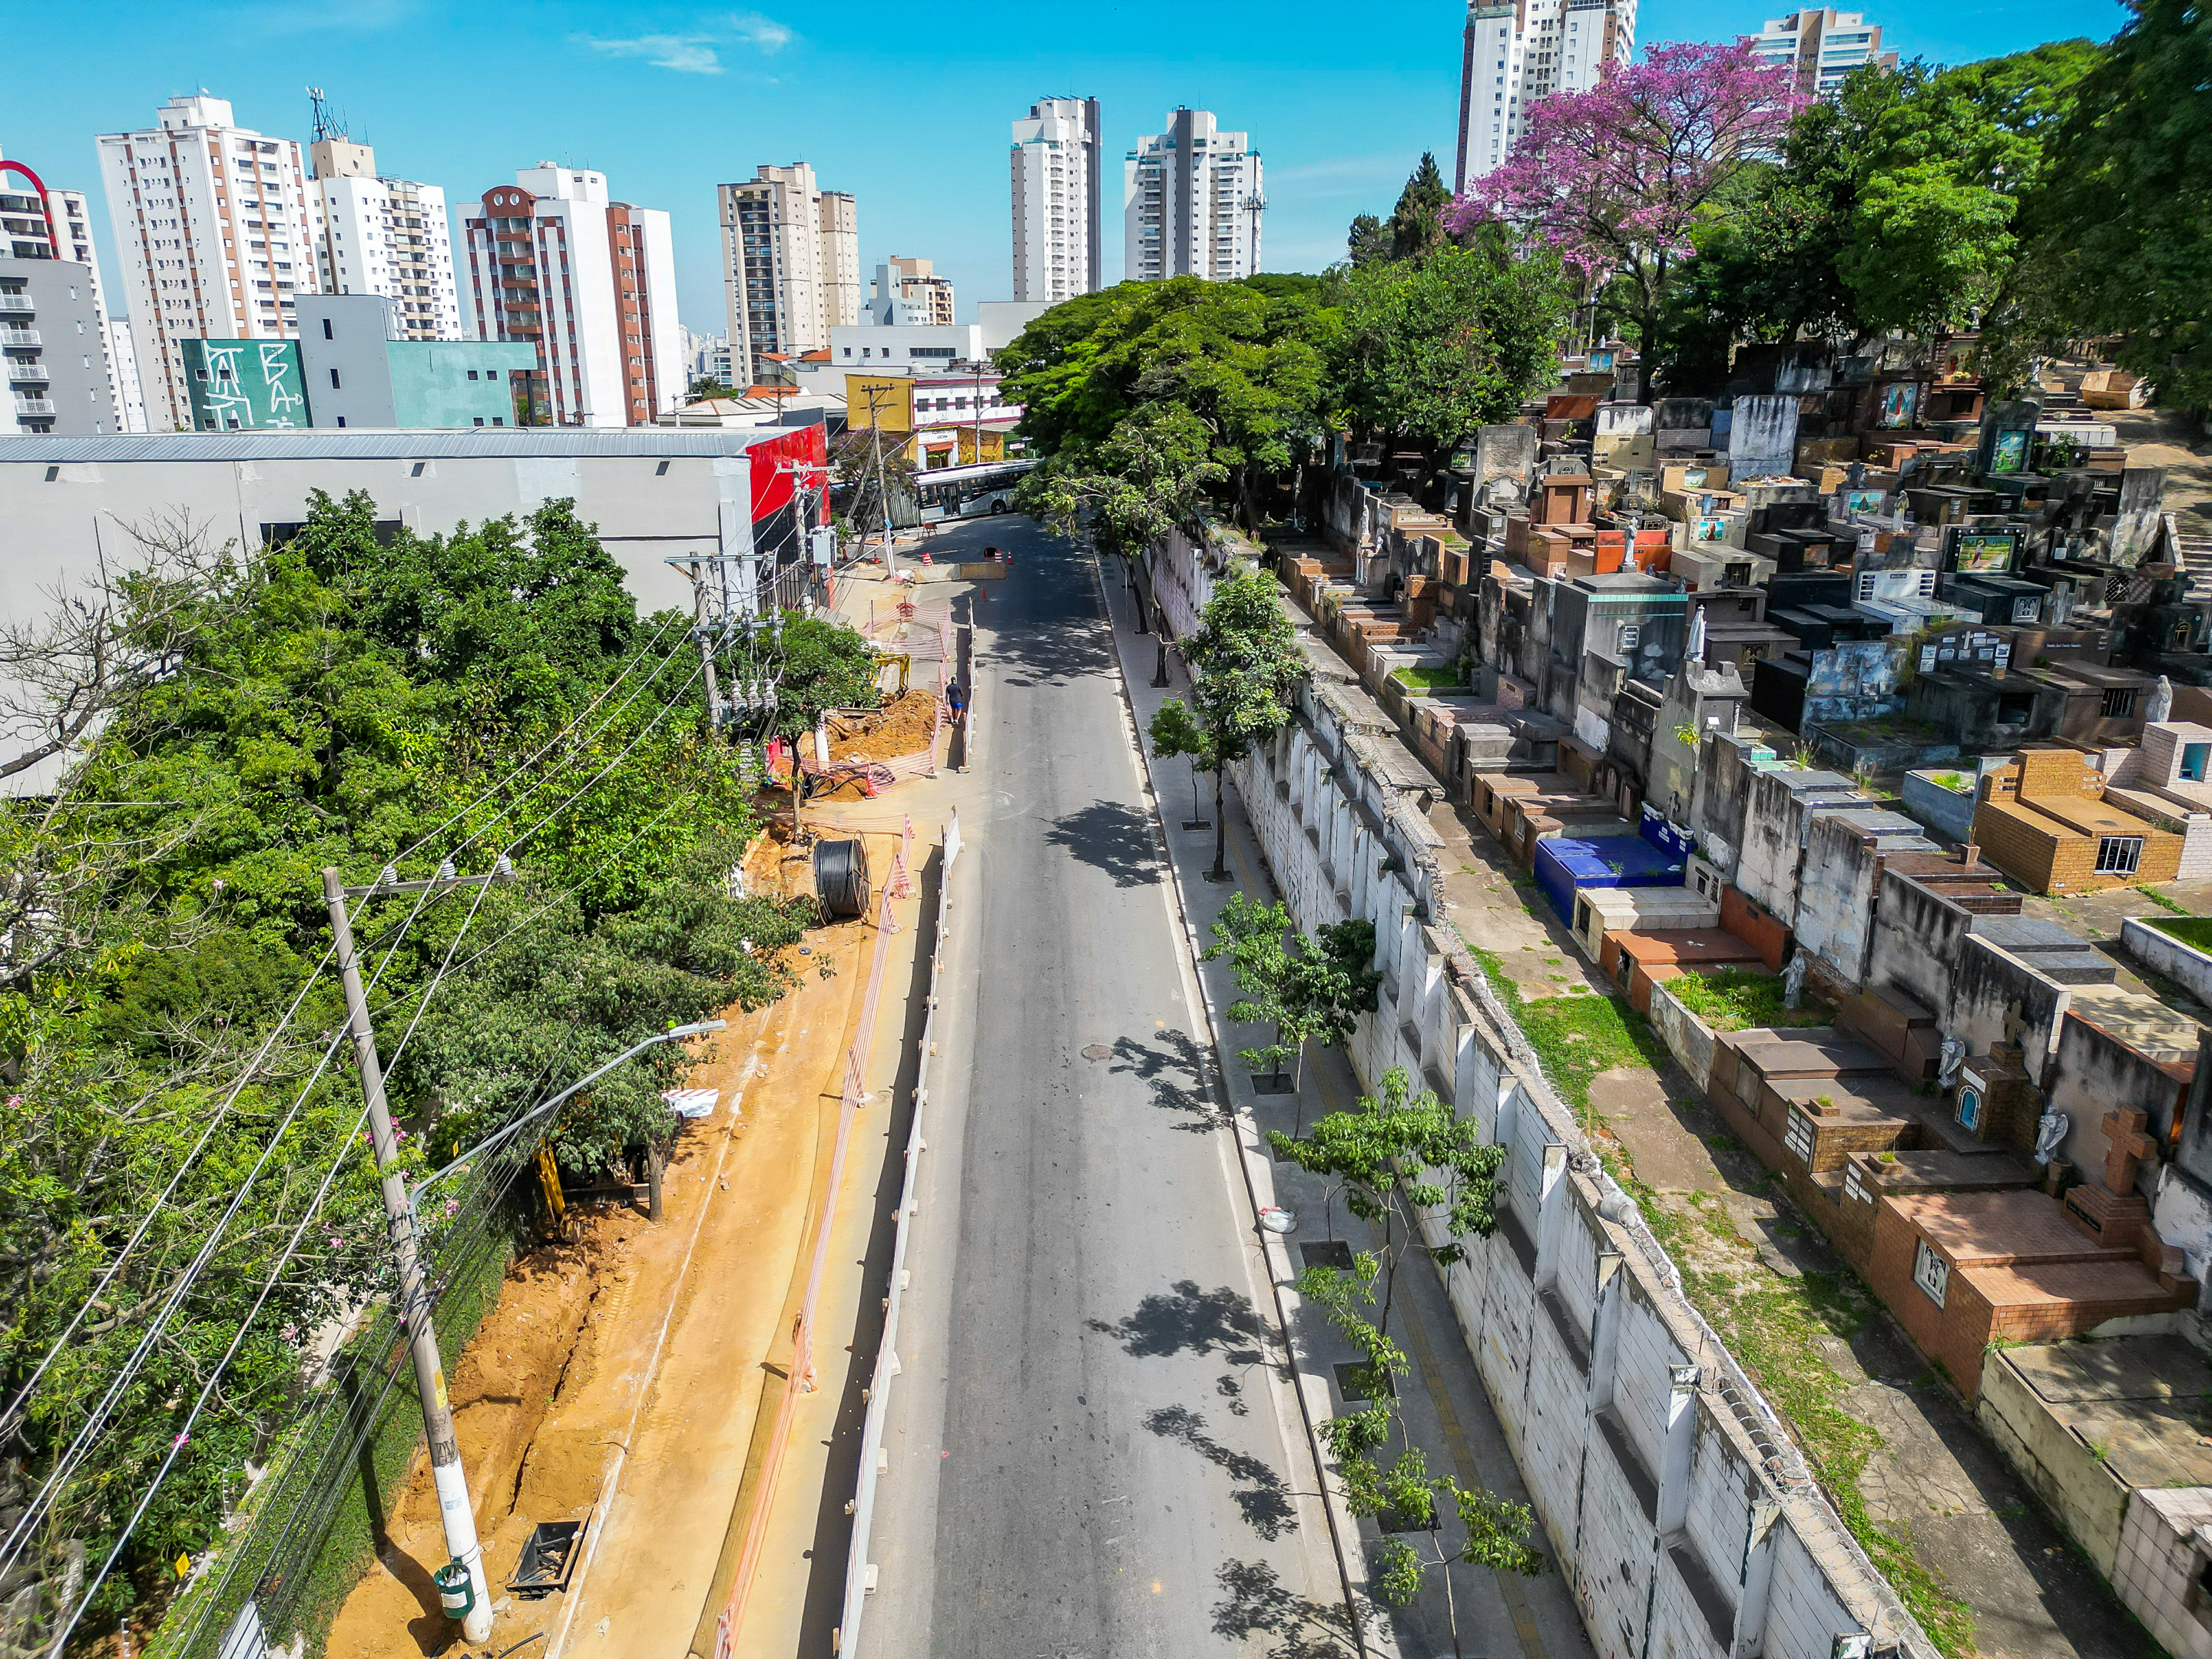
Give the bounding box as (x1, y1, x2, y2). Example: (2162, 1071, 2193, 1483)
(8, 0, 2126, 340)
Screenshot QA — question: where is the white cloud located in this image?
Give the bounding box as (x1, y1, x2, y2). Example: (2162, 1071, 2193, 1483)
(727, 11, 794, 51)
(576, 31, 725, 74)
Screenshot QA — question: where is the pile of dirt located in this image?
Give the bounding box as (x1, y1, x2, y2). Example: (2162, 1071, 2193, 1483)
(825, 690, 936, 764)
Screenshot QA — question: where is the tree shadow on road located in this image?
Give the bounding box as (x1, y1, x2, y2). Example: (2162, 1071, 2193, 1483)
(1210, 1559, 1360, 1658)
(1045, 800, 1163, 888)
(1147, 1405, 1298, 1541)
(1085, 1279, 1267, 1364)
(1108, 1028, 1216, 1131)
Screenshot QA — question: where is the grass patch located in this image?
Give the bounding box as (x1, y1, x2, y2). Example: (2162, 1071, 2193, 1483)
(1391, 664, 1468, 692)
(1926, 771, 1969, 792)
(1664, 967, 1833, 1033)
(2137, 886, 2194, 917)
(1462, 940, 1669, 1118)
(1652, 1198, 1978, 1657)
(2146, 914, 2212, 952)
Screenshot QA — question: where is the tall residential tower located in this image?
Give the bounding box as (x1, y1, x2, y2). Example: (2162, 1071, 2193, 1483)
(95, 94, 318, 430)
(306, 128, 462, 341)
(462, 164, 680, 428)
(1011, 97, 1101, 303)
(1752, 10, 1897, 96)
(2, 147, 142, 433)
(1123, 108, 1263, 284)
(717, 163, 859, 389)
(1454, 0, 1637, 190)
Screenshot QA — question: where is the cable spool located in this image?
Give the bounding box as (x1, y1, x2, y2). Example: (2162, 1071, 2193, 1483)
(813, 837, 871, 919)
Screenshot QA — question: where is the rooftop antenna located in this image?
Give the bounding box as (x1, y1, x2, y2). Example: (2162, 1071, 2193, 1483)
(307, 86, 342, 144)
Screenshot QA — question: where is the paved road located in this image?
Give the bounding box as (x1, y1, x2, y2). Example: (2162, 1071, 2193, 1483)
(856, 516, 1345, 1657)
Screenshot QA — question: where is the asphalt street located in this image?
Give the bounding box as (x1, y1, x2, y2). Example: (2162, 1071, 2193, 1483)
(856, 514, 1345, 1657)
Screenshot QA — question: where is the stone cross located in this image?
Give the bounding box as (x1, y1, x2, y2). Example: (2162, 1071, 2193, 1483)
(2102, 1107, 2159, 1194)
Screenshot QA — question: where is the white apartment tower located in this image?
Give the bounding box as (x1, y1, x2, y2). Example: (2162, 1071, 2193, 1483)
(870, 257, 955, 327)
(718, 164, 859, 390)
(96, 94, 319, 431)
(306, 135, 461, 341)
(1123, 109, 1263, 284)
(1752, 10, 1898, 96)
(1, 148, 144, 432)
(1011, 97, 1101, 303)
(1454, 0, 1637, 189)
(461, 164, 682, 429)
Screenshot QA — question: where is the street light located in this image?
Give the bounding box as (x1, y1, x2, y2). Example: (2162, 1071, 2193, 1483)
(410, 1021, 728, 1211)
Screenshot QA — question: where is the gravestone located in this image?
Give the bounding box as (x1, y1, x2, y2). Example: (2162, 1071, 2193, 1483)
(1975, 399, 2041, 475)
(1473, 424, 1537, 489)
(1728, 396, 1801, 482)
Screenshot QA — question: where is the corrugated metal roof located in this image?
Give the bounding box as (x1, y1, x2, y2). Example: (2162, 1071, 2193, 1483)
(0, 429, 787, 464)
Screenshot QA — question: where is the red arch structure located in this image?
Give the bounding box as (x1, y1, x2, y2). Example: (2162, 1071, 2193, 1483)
(0, 159, 58, 258)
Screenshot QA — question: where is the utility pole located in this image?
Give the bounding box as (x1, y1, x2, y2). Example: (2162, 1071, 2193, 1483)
(322, 862, 512, 1646)
(969, 359, 985, 467)
(859, 380, 901, 578)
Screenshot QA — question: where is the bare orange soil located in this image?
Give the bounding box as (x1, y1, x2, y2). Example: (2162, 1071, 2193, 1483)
(323, 829, 903, 1659)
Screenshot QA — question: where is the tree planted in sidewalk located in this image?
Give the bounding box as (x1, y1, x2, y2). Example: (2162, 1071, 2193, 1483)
(1147, 569, 1304, 882)
(1269, 1067, 1542, 1640)
(1204, 895, 1381, 1102)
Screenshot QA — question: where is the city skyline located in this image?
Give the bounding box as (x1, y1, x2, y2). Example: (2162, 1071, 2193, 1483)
(10, 0, 2128, 342)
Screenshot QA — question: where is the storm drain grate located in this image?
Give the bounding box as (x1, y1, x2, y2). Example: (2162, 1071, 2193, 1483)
(1298, 1241, 1356, 1273)
(1081, 1044, 1112, 1061)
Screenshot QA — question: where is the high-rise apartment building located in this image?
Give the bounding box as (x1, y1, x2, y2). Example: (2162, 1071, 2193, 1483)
(2, 149, 143, 432)
(306, 134, 461, 341)
(1752, 10, 1897, 96)
(1455, 0, 1637, 189)
(96, 94, 319, 431)
(1123, 109, 1263, 284)
(718, 164, 859, 390)
(869, 257, 955, 327)
(1011, 97, 1101, 303)
(461, 164, 681, 429)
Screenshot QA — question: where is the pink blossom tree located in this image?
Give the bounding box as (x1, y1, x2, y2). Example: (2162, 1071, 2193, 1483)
(1447, 39, 1805, 398)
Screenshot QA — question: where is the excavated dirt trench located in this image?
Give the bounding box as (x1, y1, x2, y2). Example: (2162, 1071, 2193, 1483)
(323, 830, 897, 1659)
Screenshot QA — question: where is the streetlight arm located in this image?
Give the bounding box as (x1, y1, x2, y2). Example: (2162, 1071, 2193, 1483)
(409, 1021, 727, 1206)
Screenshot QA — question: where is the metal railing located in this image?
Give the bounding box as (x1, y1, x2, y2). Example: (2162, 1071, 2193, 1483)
(6, 362, 48, 383)
(0, 295, 34, 315)
(12, 396, 55, 415)
(0, 327, 39, 346)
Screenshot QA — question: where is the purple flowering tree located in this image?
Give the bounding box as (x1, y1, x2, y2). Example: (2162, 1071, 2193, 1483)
(1447, 39, 1804, 399)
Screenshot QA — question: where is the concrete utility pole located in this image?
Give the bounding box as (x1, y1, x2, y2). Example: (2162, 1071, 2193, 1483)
(859, 380, 901, 578)
(322, 863, 512, 1645)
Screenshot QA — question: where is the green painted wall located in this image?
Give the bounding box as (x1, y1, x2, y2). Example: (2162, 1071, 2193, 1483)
(184, 339, 309, 430)
(387, 341, 538, 429)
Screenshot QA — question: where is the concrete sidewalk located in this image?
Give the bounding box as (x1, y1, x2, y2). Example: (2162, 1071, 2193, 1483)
(1098, 556, 1600, 1659)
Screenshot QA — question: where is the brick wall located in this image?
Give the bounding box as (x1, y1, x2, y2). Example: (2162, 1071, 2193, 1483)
(1970, 797, 2065, 891)
(1719, 883, 1790, 970)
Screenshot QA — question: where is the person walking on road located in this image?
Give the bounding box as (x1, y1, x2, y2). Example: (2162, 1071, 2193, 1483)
(945, 680, 967, 728)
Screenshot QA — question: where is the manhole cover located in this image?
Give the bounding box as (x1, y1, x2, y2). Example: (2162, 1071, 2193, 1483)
(1082, 1044, 1112, 1060)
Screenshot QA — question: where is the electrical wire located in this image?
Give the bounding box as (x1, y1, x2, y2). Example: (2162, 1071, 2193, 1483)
(0, 873, 445, 1581)
(382, 611, 688, 870)
(0, 618, 697, 1439)
(15, 653, 714, 1620)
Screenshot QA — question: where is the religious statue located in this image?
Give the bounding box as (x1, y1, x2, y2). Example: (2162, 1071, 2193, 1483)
(2148, 674, 2175, 724)
(1685, 608, 1708, 666)
(2033, 1111, 2070, 1165)
(1782, 950, 1807, 1010)
(1937, 1034, 1965, 1088)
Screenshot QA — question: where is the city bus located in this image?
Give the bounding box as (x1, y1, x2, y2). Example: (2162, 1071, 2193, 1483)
(912, 459, 1036, 522)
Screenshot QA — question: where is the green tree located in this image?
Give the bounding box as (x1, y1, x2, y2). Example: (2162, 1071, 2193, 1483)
(0, 488, 822, 1627)
(1347, 211, 1392, 267)
(1330, 245, 1572, 462)
(1146, 569, 1305, 882)
(688, 376, 737, 402)
(1204, 896, 1382, 1104)
(2032, 0, 2211, 403)
(1270, 1068, 1541, 1636)
(764, 611, 883, 743)
(1388, 152, 1453, 264)
(998, 277, 1335, 531)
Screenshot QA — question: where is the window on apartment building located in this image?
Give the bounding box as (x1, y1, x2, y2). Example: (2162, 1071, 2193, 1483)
(2095, 836, 2144, 875)
(2101, 687, 2137, 718)
(1912, 1238, 1949, 1306)
(329, 369, 341, 389)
